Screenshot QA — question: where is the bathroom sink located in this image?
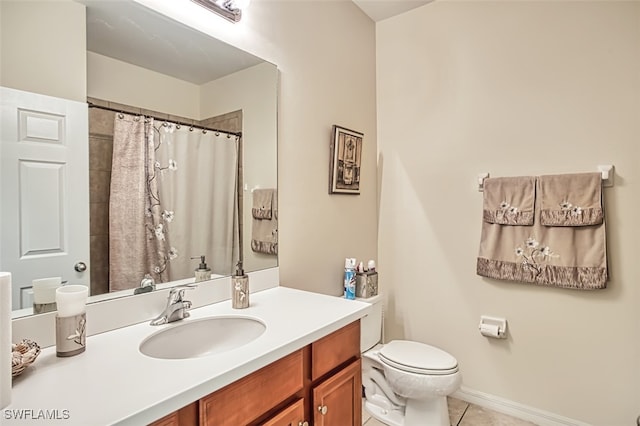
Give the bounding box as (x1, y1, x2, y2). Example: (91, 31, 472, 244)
(139, 316, 266, 360)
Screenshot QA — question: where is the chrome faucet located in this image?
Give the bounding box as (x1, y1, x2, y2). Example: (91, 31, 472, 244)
(150, 285, 195, 326)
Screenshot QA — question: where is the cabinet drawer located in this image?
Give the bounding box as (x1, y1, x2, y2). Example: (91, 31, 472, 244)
(200, 349, 304, 426)
(148, 411, 178, 426)
(311, 320, 360, 381)
(148, 402, 197, 426)
(259, 398, 306, 426)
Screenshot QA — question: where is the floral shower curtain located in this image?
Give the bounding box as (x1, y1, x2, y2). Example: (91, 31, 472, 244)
(109, 116, 239, 291)
(155, 124, 239, 279)
(109, 114, 169, 291)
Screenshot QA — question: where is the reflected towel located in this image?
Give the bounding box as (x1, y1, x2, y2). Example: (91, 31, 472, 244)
(482, 176, 535, 226)
(252, 189, 274, 220)
(539, 173, 603, 226)
(251, 189, 277, 255)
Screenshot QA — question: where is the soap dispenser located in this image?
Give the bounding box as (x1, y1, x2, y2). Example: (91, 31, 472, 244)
(231, 261, 249, 309)
(192, 255, 212, 282)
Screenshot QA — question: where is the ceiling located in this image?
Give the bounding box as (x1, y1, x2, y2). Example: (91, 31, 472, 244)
(352, 0, 433, 22)
(81, 0, 264, 85)
(79, 0, 431, 84)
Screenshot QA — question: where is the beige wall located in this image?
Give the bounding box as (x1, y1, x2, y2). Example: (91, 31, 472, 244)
(377, 1, 640, 425)
(0, 0, 86, 102)
(201, 62, 279, 273)
(87, 52, 201, 119)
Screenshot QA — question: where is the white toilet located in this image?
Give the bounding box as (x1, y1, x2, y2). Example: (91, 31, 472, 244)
(360, 295, 462, 426)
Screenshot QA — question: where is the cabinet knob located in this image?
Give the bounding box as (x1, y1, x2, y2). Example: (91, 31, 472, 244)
(317, 405, 328, 415)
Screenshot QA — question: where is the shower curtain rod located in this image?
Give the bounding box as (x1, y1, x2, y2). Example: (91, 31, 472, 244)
(87, 102, 242, 137)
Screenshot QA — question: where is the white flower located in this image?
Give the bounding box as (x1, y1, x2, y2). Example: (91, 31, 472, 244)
(571, 206, 583, 216)
(526, 237, 539, 249)
(515, 247, 524, 257)
(168, 160, 177, 171)
(162, 210, 174, 223)
(500, 201, 510, 210)
(153, 266, 161, 273)
(168, 247, 178, 260)
(560, 201, 572, 210)
(154, 161, 161, 169)
(508, 206, 518, 215)
(154, 224, 165, 241)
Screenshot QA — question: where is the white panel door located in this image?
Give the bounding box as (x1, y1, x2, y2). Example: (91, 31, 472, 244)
(1, 87, 90, 310)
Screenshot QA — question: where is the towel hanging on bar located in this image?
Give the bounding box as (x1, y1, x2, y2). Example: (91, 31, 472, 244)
(482, 176, 536, 226)
(477, 173, 608, 290)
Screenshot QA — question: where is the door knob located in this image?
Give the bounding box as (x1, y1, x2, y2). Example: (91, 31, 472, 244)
(317, 405, 328, 415)
(74, 262, 87, 272)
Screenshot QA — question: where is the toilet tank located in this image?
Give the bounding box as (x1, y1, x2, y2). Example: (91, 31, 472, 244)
(358, 294, 383, 352)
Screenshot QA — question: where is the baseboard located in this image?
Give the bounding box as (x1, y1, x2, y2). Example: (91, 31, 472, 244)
(452, 386, 592, 426)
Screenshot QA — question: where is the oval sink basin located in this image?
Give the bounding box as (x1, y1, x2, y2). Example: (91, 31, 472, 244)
(139, 316, 266, 360)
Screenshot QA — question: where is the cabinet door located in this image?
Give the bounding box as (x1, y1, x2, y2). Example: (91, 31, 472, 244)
(260, 398, 307, 426)
(313, 359, 362, 426)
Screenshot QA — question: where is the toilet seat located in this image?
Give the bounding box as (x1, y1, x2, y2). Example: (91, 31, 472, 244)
(379, 340, 458, 376)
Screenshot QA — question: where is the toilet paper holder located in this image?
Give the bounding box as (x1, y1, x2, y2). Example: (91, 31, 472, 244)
(479, 315, 507, 338)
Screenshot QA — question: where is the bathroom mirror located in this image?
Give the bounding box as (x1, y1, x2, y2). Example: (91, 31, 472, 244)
(1, 0, 278, 316)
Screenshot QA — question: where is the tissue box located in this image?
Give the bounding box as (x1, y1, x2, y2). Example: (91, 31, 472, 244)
(356, 271, 378, 298)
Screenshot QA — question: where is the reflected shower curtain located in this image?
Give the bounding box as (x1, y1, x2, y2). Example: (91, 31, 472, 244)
(154, 124, 239, 279)
(109, 114, 169, 291)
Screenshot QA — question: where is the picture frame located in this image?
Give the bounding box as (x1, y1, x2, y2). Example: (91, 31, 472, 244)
(329, 125, 364, 194)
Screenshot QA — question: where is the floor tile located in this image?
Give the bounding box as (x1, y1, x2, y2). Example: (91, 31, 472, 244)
(362, 404, 371, 423)
(364, 417, 389, 426)
(448, 397, 469, 426)
(458, 403, 537, 426)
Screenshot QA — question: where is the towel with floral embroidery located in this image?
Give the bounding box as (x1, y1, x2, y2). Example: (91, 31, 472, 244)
(538, 173, 603, 226)
(482, 176, 535, 226)
(252, 189, 275, 220)
(477, 173, 608, 290)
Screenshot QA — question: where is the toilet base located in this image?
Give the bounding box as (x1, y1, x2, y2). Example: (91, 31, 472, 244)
(364, 398, 404, 426)
(364, 395, 449, 426)
(405, 395, 449, 426)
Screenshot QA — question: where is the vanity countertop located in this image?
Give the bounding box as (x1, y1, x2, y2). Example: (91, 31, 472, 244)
(6, 286, 371, 425)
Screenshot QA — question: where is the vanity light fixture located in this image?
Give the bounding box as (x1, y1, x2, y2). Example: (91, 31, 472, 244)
(190, 0, 250, 23)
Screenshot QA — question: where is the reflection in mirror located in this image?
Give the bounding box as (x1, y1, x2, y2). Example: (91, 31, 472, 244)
(0, 0, 278, 316)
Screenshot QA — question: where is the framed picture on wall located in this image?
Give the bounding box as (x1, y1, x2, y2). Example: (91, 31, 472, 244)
(329, 125, 364, 194)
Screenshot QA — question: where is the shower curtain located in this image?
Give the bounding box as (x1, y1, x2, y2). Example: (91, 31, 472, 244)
(109, 114, 239, 291)
(109, 114, 169, 291)
(155, 124, 239, 280)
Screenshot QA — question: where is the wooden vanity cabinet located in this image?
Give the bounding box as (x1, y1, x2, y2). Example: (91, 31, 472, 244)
(200, 349, 305, 426)
(309, 320, 361, 426)
(148, 402, 198, 426)
(150, 320, 361, 426)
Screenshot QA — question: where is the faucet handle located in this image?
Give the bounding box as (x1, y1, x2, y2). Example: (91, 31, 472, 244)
(168, 284, 196, 301)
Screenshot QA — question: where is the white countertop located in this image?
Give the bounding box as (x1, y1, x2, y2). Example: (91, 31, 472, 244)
(5, 287, 371, 425)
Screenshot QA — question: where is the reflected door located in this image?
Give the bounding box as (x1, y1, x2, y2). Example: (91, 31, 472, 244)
(0, 87, 90, 310)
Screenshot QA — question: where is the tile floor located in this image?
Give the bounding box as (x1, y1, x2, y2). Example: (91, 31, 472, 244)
(362, 397, 538, 426)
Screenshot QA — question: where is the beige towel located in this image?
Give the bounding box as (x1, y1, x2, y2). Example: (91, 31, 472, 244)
(251, 189, 278, 255)
(477, 174, 607, 290)
(252, 189, 274, 220)
(539, 173, 603, 226)
(482, 176, 535, 226)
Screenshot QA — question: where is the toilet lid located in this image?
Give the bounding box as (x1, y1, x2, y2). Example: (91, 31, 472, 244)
(379, 340, 458, 375)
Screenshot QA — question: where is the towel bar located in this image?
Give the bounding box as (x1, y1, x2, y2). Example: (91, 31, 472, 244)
(477, 165, 614, 192)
